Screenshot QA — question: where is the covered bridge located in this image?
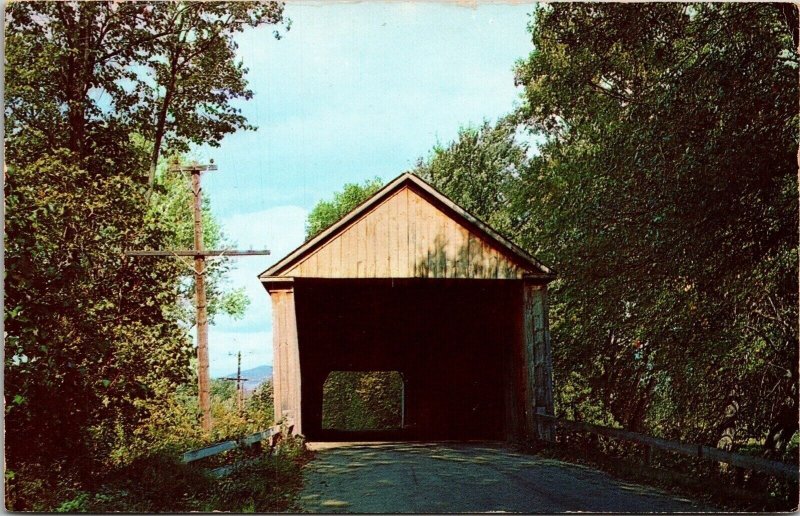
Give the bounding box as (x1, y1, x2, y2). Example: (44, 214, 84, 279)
(260, 173, 555, 441)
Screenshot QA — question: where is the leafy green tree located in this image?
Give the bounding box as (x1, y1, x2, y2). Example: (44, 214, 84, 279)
(305, 178, 384, 240)
(246, 381, 275, 430)
(5, 1, 286, 192)
(512, 3, 798, 450)
(4, 2, 283, 508)
(4, 150, 192, 503)
(413, 117, 528, 239)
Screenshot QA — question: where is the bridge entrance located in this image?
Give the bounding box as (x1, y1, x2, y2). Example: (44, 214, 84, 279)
(295, 278, 516, 441)
(261, 174, 555, 441)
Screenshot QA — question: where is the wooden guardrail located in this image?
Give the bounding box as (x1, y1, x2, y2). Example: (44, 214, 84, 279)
(535, 413, 798, 481)
(181, 422, 294, 477)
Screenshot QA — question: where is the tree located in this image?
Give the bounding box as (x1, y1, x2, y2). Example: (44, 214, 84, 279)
(4, 150, 192, 502)
(305, 178, 384, 240)
(412, 117, 528, 240)
(4, 2, 282, 508)
(4, 1, 285, 193)
(512, 3, 798, 450)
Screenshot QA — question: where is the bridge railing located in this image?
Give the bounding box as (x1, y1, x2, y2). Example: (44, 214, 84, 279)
(182, 421, 294, 476)
(534, 413, 798, 481)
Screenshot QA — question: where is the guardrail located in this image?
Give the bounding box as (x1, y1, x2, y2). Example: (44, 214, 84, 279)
(535, 413, 798, 481)
(182, 422, 294, 477)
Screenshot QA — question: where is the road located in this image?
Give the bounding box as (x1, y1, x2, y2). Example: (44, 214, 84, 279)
(298, 442, 712, 513)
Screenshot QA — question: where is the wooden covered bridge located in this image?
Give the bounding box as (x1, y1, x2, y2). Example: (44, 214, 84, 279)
(260, 173, 555, 441)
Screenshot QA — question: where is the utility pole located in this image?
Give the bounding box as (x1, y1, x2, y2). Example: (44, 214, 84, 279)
(222, 351, 249, 414)
(125, 159, 270, 434)
(188, 161, 213, 432)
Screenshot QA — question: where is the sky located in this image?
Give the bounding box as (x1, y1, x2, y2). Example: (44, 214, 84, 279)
(197, 2, 536, 377)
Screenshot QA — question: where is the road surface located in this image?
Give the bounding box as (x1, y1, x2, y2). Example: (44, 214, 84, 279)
(298, 442, 712, 513)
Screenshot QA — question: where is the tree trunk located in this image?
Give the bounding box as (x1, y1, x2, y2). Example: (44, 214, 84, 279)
(146, 47, 181, 200)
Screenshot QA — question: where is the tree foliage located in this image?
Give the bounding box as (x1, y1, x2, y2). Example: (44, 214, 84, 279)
(4, 1, 282, 509)
(413, 118, 528, 238)
(5, 1, 285, 190)
(513, 3, 798, 450)
(4, 149, 192, 493)
(322, 372, 403, 431)
(417, 3, 798, 459)
(305, 178, 384, 240)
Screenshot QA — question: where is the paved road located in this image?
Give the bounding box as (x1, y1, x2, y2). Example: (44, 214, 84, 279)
(299, 442, 712, 513)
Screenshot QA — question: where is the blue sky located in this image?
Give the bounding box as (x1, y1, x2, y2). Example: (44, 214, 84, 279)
(198, 2, 535, 376)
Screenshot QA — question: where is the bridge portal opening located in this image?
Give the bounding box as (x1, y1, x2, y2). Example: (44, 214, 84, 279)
(321, 371, 404, 432)
(263, 174, 555, 442)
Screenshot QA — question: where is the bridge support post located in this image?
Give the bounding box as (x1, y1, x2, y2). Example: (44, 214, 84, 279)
(523, 282, 554, 441)
(265, 279, 302, 436)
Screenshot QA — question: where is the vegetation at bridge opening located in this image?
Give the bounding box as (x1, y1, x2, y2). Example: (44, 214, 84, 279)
(4, 1, 292, 511)
(322, 371, 404, 431)
(411, 2, 797, 507)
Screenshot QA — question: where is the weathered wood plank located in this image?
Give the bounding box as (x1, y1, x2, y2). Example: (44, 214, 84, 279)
(371, 198, 386, 276)
(414, 190, 429, 277)
(407, 188, 417, 276)
(341, 225, 355, 277)
(386, 192, 397, 276)
(365, 204, 376, 277)
(283, 290, 302, 433)
(357, 213, 367, 278)
(455, 223, 469, 277)
(272, 293, 285, 420)
(397, 189, 410, 276)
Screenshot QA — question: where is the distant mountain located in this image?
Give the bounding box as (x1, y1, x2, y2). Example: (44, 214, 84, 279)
(217, 365, 272, 392)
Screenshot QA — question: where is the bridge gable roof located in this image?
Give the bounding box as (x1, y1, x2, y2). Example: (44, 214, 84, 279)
(260, 173, 554, 280)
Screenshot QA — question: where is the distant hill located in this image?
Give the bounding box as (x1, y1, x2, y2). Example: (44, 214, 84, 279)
(217, 365, 272, 392)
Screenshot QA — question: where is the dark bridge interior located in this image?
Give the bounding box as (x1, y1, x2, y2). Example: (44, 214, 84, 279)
(293, 278, 525, 441)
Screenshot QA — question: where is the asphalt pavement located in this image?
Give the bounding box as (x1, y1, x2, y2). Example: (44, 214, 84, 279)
(298, 441, 713, 513)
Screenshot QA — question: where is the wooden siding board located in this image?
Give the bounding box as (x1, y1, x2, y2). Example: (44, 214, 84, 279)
(366, 207, 376, 277)
(342, 226, 355, 277)
(271, 184, 536, 279)
(414, 190, 429, 277)
(388, 192, 400, 277)
(455, 223, 469, 278)
(357, 216, 367, 278)
(375, 198, 390, 276)
(271, 293, 284, 421)
(398, 189, 410, 276)
(409, 192, 417, 276)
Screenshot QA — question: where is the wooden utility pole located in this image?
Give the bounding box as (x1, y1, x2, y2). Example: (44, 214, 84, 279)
(222, 351, 249, 414)
(188, 161, 213, 432)
(125, 159, 270, 433)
